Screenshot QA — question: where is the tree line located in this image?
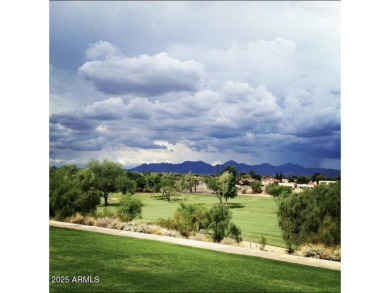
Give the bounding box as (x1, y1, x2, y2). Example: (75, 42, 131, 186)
(50, 159, 239, 220)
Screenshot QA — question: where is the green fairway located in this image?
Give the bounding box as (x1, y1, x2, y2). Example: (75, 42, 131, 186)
(50, 226, 340, 292)
(97, 192, 285, 247)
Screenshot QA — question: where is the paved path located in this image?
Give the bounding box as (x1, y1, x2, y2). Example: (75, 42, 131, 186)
(50, 220, 341, 271)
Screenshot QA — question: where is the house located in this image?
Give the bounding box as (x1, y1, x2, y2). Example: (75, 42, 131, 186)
(279, 182, 297, 189)
(261, 178, 280, 186)
(297, 183, 314, 189)
(318, 180, 336, 185)
(238, 177, 256, 185)
(281, 178, 289, 183)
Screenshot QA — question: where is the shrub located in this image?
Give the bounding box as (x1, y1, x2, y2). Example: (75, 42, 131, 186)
(330, 250, 341, 262)
(228, 223, 243, 243)
(266, 183, 292, 199)
(221, 237, 236, 245)
(148, 225, 165, 235)
(65, 212, 85, 224)
(174, 203, 207, 237)
(84, 216, 96, 226)
(120, 222, 150, 233)
(250, 181, 262, 193)
(157, 217, 177, 230)
(190, 232, 210, 242)
(107, 218, 121, 229)
(259, 234, 267, 251)
(205, 204, 232, 242)
(95, 217, 114, 228)
(158, 203, 207, 238)
(117, 198, 143, 222)
(297, 243, 341, 261)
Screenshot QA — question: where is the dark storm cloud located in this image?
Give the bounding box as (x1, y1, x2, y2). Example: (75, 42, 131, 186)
(50, 112, 99, 131)
(50, 2, 340, 168)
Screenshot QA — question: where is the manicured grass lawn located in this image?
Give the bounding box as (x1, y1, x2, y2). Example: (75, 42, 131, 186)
(97, 192, 285, 247)
(50, 226, 340, 292)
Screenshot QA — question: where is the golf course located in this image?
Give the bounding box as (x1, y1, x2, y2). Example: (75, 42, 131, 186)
(96, 192, 285, 247)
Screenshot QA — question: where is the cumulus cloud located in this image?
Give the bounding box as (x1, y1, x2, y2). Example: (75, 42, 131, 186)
(79, 42, 205, 96)
(86, 40, 121, 60)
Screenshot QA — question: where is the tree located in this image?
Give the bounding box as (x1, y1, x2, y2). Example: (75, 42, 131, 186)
(266, 182, 293, 202)
(217, 171, 231, 204)
(115, 174, 136, 195)
(223, 165, 237, 178)
(206, 177, 219, 194)
(296, 176, 310, 184)
(249, 170, 261, 180)
(143, 172, 161, 199)
(87, 159, 136, 206)
(177, 171, 195, 201)
(277, 183, 341, 250)
(49, 165, 101, 220)
(159, 173, 176, 203)
(220, 166, 238, 204)
(205, 204, 232, 242)
(311, 173, 327, 184)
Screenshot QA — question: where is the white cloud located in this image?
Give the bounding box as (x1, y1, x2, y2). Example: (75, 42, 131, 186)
(79, 43, 205, 96)
(86, 40, 121, 60)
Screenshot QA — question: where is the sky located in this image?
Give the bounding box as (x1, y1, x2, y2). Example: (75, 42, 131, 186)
(49, 1, 340, 170)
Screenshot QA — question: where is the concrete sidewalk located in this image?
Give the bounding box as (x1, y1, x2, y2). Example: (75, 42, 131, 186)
(49, 220, 341, 271)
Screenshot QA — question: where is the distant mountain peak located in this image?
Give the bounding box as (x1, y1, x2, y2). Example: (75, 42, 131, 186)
(128, 160, 340, 177)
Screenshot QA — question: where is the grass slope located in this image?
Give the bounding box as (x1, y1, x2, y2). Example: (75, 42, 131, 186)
(97, 192, 285, 247)
(50, 226, 340, 293)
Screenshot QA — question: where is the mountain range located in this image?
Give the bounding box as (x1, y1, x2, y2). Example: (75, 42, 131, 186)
(128, 160, 340, 177)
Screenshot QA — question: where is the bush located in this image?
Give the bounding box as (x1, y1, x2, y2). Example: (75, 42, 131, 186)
(250, 181, 262, 193)
(117, 198, 143, 222)
(190, 232, 210, 242)
(228, 223, 243, 243)
(297, 243, 341, 261)
(158, 203, 207, 238)
(221, 237, 236, 245)
(120, 222, 150, 233)
(95, 217, 114, 228)
(259, 234, 267, 251)
(84, 216, 96, 226)
(205, 204, 232, 242)
(175, 203, 207, 237)
(266, 183, 292, 199)
(157, 217, 177, 230)
(106, 218, 121, 229)
(330, 250, 341, 262)
(65, 212, 85, 224)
